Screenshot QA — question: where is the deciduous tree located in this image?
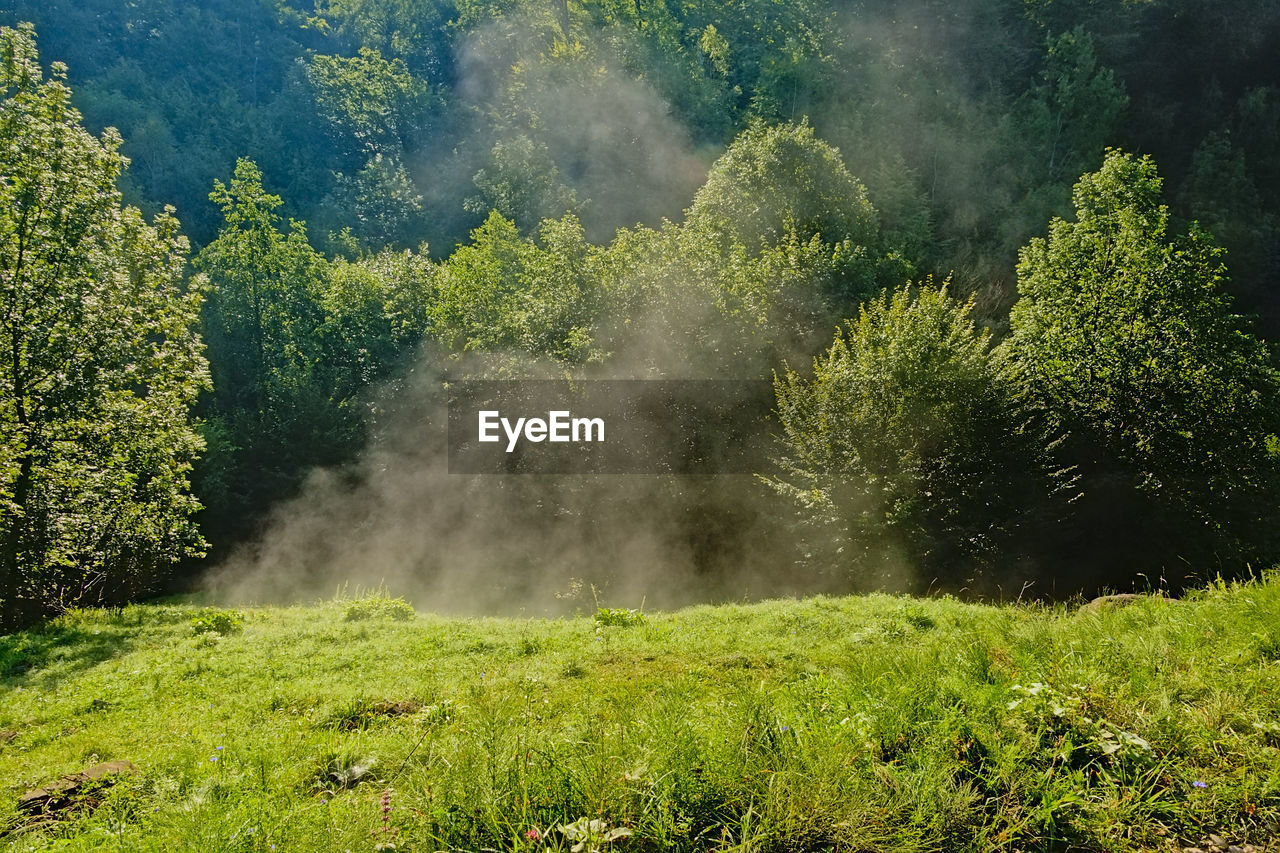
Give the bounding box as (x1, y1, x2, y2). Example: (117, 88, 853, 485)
(769, 283, 1057, 589)
(1005, 149, 1280, 570)
(0, 25, 208, 626)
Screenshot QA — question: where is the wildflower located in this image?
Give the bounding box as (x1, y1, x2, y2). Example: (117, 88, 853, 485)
(525, 827, 542, 841)
(210, 756, 218, 762)
(216, 745, 224, 750)
(1193, 780, 1208, 788)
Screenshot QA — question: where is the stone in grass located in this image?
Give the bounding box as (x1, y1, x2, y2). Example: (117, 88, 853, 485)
(17, 760, 138, 815)
(1182, 838, 1258, 853)
(1079, 593, 1176, 614)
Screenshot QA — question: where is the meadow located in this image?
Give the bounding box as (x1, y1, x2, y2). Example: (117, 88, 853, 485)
(2, 578, 1279, 851)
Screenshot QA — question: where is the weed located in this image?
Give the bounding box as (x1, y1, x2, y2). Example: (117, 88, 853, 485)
(318, 698, 423, 732)
(189, 607, 243, 636)
(593, 607, 645, 628)
(342, 595, 415, 622)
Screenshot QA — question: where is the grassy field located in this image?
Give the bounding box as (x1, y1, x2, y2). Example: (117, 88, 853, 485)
(2, 577, 1280, 852)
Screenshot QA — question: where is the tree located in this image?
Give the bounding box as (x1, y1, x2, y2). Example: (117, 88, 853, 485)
(0, 24, 208, 627)
(1005, 149, 1280, 572)
(329, 151, 425, 248)
(464, 134, 579, 234)
(431, 211, 602, 365)
(304, 47, 429, 158)
(322, 245, 435, 392)
(1024, 28, 1127, 187)
(769, 282, 1057, 591)
(194, 159, 336, 539)
(687, 121, 878, 252)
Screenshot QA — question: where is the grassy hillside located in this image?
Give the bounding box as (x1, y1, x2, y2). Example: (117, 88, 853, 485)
(2, 579, 1280, 851)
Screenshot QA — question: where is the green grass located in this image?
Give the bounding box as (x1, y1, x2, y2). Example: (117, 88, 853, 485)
(2, 578, 1280, 851)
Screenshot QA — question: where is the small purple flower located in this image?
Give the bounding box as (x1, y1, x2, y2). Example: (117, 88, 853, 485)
(1193, 780, 1208, 788)
(210, 756, 219, 762)
(216, 745, 224, 750)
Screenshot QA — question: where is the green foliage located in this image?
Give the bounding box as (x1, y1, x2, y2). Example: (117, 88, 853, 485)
(304, 47, 429, 157)
(464, 134, 579, 233)
(996, 28, 1130, 255)
(1177, 130, 1279, 307)
(0, 24, 208, 628)
(598, 218, 884, 376)
(193, 159, 338, 535)
(193, 159, 434, 542)
(593, 607, 646, 628)
(432, 212, 603, 364)
(329, 152, 424, 249)
(189, 607, 244, 636)
(311, 0, 454, 77)
(4, 0, 1280, 604)
(1005, 681, 1156, 778)
(770, 282, 1058, 588)
(321, 247, 435, 388)
(6, 0, 1280, 302)
(687, 121, 878, 251)
(1005, 149, 1280, 566)
(1025, 28, 1128, 187)
(342, 594, 415, 622)
(588, 122, 899, 375)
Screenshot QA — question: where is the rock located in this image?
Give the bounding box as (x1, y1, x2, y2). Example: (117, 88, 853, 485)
(1079, 593, 1175, 614)
(17, 760, 137, 814)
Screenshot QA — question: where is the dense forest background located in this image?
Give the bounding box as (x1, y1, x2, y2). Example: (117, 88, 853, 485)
(9, 0, 1280, 310)
(4, 0, 1280, 625)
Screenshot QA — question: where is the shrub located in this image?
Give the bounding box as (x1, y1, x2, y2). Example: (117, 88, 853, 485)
(190, 608, 244, 636)
(594, 607, 646, 628)
(768, 281, 1061, 590)
(342, 594, 415, 622)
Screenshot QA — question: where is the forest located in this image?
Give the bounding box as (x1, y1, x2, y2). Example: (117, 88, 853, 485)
(3, 0, 1280, 627)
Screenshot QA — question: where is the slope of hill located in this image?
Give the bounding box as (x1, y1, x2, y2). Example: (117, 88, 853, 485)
(2, 578, 1279, 850)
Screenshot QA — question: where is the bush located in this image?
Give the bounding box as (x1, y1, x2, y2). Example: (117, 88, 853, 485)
(768, 281, 1061, 589)
(594, 607, 646, 628)
(190, 608, 244, 636)
(342, 595, 415, 622)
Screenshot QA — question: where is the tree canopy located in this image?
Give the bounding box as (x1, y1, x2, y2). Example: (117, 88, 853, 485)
(0, 24, 208, 627)
(1006, 150, 1280, 571)
(770, 282, 1058, 590)
(4, 0, 1280, 618)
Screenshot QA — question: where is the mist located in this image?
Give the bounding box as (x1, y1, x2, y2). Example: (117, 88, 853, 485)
(203, 354, 870, 614)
